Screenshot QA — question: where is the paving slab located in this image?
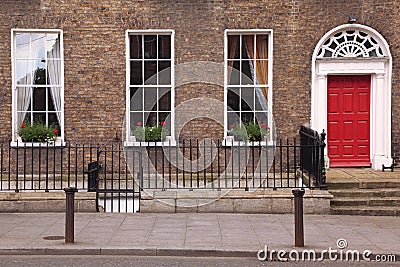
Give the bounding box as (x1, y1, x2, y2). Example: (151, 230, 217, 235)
(0, 213, 398, 261)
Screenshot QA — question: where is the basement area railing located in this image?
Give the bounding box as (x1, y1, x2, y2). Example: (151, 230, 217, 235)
(0, 127, 327, 193)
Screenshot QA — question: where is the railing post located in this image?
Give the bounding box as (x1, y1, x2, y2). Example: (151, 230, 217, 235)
(64, 187, 78, 243)
(320, 130, 328, 190)
(292, 189, 305, 247)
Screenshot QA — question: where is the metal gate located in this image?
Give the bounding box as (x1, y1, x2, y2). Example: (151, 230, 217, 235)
(95, 145, 141, 213)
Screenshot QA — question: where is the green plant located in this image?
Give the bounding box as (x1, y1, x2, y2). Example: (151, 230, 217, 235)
(18, 122, 59, 143)
(132, 121, 169, 142)
(229, 121, 270, 142)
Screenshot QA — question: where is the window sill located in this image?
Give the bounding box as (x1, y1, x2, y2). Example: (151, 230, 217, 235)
(11, 138, 65, 148)
(222, 136, 275, 147)
(124, 136, 176, 147)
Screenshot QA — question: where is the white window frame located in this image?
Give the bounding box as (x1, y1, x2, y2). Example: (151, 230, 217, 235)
(11, 29, 65, 147)
(125, 30, 175, 146)
(224, 29, 273, 144)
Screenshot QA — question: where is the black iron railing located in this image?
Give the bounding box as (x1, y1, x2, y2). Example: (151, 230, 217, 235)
(0, 141, 100, 192)
(299, 126, 327, 189)
(0, 129, 327, 193)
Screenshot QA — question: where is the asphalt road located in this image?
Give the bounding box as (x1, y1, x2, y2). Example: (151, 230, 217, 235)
(0, 255, 398, 267)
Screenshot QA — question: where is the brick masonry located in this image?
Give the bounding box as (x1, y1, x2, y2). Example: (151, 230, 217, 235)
(0, 0, 399, 157)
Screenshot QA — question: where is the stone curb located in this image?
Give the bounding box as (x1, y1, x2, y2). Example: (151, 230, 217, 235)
(0, 247, 257, 257)
(0, 248, 398, 261)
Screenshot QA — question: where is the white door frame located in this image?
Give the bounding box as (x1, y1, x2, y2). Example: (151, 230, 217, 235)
(311, 24, 392, 170)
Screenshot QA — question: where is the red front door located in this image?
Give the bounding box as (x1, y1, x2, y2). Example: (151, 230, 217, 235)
(327, 75, 371, 167)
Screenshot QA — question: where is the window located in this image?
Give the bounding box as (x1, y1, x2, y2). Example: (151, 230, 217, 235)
(317, 30, 385, 58)
(225, 30, 272, 137)
(126, 30, 174, 143)
(12, 30, 64, 143)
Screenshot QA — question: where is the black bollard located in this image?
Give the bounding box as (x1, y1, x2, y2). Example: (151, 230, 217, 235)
(64, 187, 78, 243)
(292, 189, 305, 247)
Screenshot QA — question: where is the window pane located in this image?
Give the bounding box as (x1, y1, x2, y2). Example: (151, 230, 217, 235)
(33, 61, 46, 85)
(47, 88, 57, 111)
(47, 59, 61, 85)
(159, 112, 171, 129)
(255, 88, 268, 111)
(33, 112, 46, 124)
(130, 112, 143, 132)
(228, 35, 240, 59)
(159, 87, 171, 111)
(129, 35, 142, 59)
(17, 87, 31, 112)
(33, 88, 46, 111)
(130, 61, 143, 85)
(48, 113, 60, 129)
(15, 33, 30, 59)
(241, 112, 254, 123)
(256, 35, 268, 59)
(46, 34, 60, 59)
(144, 35, 157, 59)
(144, 112, 157, 126)
(228, 60, 240, 85)
(241, 35, 252, 59)
(17, 111, 30, 125)
(227, 88, 240, 111)
(144, 88, 157, 111)
(241, 88, 254, 111)
(130, 87, 143, 111)
(255, 112, 268, 126)
(16, 60, 32, 85)
(158, 61, 171, 85)
(158, 35, 171, 59)
(31, 33, 46, 59)
(144, 61, 157, 85)
(227, 112, 240, 127)
(241, 60, 253, 85)
(254, 60, 268, 85)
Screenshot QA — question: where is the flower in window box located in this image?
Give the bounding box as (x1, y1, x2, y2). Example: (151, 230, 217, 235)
(259, 123, 270, 136)
(132, 121, 169, 142)
(18, 122, 58, 143)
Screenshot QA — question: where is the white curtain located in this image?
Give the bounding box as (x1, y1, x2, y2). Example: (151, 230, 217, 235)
(17, 85, 31, 126)
(245, 42, 269, 113)
(47, 36, 62, 125)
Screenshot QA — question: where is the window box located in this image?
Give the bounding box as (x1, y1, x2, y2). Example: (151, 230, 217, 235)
(11, 137, 66, 147)
(222, 136, 274, 147)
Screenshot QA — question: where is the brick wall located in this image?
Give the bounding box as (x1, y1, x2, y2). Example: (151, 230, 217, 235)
(0, 0, 399, 157)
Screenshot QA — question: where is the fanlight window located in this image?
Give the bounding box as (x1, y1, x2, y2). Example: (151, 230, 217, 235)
(317, 30, 385, 58)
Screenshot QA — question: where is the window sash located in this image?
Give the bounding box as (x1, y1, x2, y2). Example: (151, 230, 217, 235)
(12, 30, 64, 142)
(225, 30, 272, 136)
(126, 30, 174, 140)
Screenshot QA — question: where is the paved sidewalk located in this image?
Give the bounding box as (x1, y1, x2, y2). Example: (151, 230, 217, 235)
(0, 213, 399, 260)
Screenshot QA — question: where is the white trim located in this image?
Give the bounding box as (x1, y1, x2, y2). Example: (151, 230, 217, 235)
(221, 140, 275, 147)
(11, 29, 64, 143)
(311, 24, 392, 170)
(223, 29, 273, 142)
(11, 137, 66, 147)
(125, 30, 175, 145)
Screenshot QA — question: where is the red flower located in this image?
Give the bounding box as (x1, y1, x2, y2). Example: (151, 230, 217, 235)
(136, 122, 142, 126)
(230, 124, 235, 129)
(160, 121, 166, 126)
(53, 129, 59, 135)
(20, 123, 26, 129)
